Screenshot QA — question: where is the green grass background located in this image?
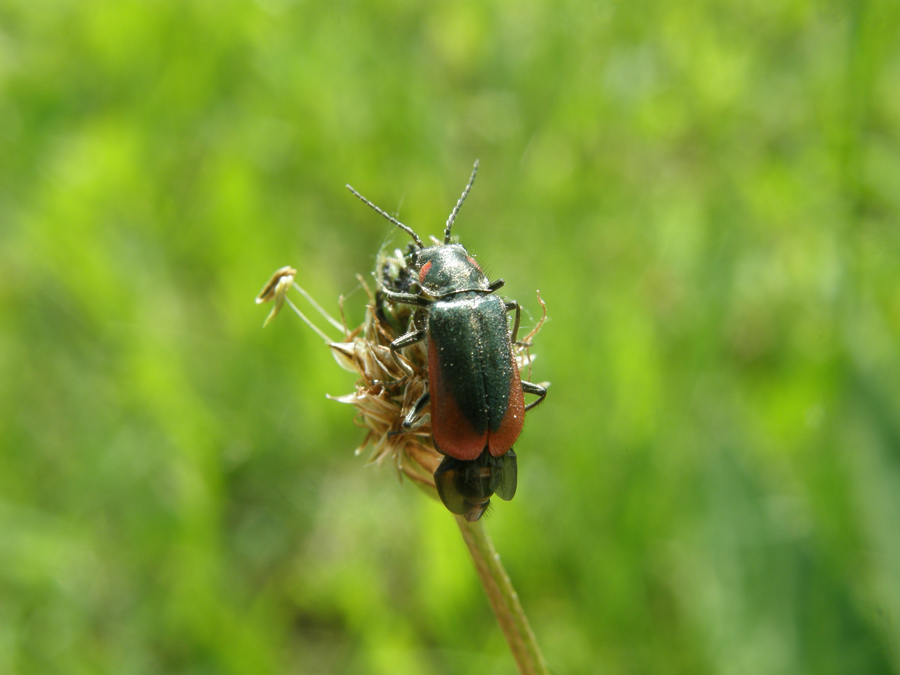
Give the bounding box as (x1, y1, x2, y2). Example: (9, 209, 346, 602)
(2, 0, 900, 673)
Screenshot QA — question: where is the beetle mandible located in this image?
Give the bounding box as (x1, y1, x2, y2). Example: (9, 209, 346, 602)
(346, 161, 546, 519)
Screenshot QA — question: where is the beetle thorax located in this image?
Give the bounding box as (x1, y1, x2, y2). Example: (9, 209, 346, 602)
(415, 244, 490, 297)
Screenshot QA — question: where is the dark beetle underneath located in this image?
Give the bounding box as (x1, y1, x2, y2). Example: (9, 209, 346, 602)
(347, 161, 546, 520)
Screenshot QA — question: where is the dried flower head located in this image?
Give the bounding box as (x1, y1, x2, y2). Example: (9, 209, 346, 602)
(255, 266, 296, 327)
(256, 246, 546, 516)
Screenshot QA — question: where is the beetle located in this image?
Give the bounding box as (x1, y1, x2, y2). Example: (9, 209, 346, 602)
(346, 161, 546, 520)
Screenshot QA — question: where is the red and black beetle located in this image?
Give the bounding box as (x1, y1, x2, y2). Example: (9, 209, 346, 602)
(347, 161, 546, 520)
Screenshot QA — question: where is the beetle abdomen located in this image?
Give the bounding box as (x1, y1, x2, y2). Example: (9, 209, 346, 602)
(427, 293, 525, 461)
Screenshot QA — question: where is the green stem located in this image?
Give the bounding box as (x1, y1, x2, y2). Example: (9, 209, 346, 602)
(456, 518, 550, 675)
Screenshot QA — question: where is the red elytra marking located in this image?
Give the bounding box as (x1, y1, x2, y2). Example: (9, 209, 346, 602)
(428, 340, 524, 461)
(467, 256, 481, 271)
(428, 339, 487, 461)
(419, 261, 433, 285)
(487, 358, 524, 456)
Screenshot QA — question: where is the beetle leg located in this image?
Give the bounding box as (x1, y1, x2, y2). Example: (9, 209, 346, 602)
(402, 391, 430, 430)
(389, 329, 426, 377)
(489, 278, 505, 292)
(504, 300, 522, 343)
(521, 380, 547, 411)
(383, 289, 431, 307)
(391, 329, 425, 350)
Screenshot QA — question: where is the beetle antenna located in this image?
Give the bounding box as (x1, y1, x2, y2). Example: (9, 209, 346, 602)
(346, 184, 425, 248)
(444, 159, 479, 244)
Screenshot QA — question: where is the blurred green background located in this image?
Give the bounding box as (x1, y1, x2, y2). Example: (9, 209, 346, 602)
(2, 0, 900, 673)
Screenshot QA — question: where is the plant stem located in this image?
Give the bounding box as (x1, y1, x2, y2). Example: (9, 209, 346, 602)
(456, 518, 550, 675)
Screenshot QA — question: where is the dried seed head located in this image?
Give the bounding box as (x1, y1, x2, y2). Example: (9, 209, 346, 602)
(255, 266, 297, 327)
(255, 249, 546, 505)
